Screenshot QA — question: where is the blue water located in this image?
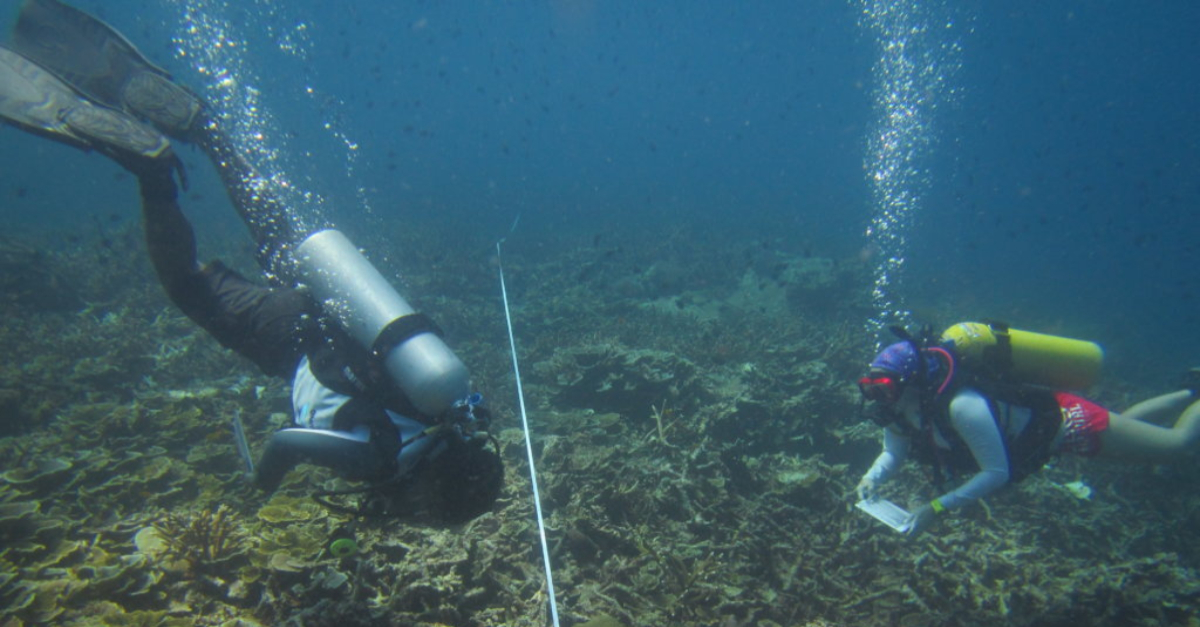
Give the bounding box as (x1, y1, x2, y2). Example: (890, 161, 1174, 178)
(2, 0, 1198, 388)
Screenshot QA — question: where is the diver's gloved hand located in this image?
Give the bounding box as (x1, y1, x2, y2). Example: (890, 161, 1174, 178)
(856, 475, 880, 502)
(905, 503, 938, 537)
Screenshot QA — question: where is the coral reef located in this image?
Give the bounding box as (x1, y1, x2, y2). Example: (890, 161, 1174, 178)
(531, 343, 712, 421)
(1, 223, 1198, 626)
(0, 236, 80, 313)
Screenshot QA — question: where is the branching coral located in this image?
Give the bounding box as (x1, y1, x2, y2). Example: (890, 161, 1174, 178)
(153, 505, 247, 575)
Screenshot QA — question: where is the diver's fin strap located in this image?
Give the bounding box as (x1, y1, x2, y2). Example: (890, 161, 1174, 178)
(370, 313, 444, 359)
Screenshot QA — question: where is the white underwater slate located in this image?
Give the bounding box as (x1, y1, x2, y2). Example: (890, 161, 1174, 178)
(855, 498, 912, 533)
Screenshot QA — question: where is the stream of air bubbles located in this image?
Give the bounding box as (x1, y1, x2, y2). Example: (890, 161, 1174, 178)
(859, 0, 968, 341)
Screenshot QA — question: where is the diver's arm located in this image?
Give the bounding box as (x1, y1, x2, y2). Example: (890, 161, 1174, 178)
(934, 391, 1010, 511)
(135, 162, 312, 378)
(253, 427, 387, 492)
(864, 427, 910, 484)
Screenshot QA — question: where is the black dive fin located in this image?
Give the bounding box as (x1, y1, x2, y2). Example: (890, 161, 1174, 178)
(0, 44, 171, 160)
(12, 0, 203, 138)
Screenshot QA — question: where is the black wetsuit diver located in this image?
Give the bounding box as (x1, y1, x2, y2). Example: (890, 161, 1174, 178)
(0, 0, 501, 525)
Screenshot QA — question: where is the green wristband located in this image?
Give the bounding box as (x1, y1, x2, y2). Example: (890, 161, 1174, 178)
(930, 498, 946, 514)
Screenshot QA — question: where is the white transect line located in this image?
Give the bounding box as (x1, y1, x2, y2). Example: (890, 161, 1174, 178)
(496, 240, 561, 627)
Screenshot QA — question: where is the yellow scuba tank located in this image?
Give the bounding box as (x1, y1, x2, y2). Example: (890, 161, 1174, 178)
(940, 321, 1103, 391)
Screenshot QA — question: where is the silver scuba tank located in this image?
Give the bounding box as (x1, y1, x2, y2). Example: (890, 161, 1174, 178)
(295, 229, 469, 417)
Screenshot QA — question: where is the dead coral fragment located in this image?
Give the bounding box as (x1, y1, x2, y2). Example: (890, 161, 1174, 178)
(152, 505, 247, 574)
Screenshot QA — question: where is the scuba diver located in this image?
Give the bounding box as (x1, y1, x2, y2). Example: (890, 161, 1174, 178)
(0, 0, 502, 525)
(855, 322, 1200, 536)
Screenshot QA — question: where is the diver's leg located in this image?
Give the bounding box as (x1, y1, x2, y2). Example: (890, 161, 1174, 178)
(190, 117, 304, 282)
(1119, 390, 1196, 425)
(136, 162, 204, 303)
(1099, 399, 1200, 462)
(135, 159, 312, 378)
(1170, 398, 1200, 438)
(12, 0, 304, 280)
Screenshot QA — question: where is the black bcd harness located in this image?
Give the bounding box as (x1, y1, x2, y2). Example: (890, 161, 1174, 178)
(898, 380, 1063, 489)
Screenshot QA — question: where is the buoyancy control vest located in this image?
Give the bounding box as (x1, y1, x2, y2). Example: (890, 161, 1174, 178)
(304, 316, 423, 422)
(900, 384, 1064, 487)
(901, 321, 1104, 486)
(298, 328, 409, 474)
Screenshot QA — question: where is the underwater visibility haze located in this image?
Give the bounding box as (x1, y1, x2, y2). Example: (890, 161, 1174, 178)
(2, 0, 1200, 625)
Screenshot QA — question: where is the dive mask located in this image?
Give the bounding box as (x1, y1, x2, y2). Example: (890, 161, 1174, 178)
(858, 373, 901, 405)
